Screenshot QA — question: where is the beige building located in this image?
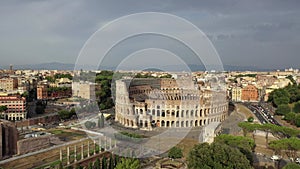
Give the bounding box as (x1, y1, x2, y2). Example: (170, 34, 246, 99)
(115, 78, 228, 130)
(49, 78, 72, 88)
(0, 77, 18, 91)
(231, 86, 242, 102)
(72, 82, 97, 100)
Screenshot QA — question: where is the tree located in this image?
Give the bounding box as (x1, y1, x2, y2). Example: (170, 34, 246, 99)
(295, 114, 300, 127)
(75, 165, 83, 169)
(238, 122, 260, 138)
(114, 155, 120, 167)
(21, 91, 29, 99)
(94, 158, 100, 169)
(0, 106, 8, 119)
(293, 101, 300, 113)
(58, 161, 63, 169)
(247, 116, 254, 122)
(109, 154, 114, 169)
(35, 100, 47, 114)
(102, 156, 107, 169)
(84, 121, 96, 129)
(215, 134, 256, 165)
(286, 83, 300, 103)
(88, 162, 93, 169)
(168, 147, 183, 159)
(45, 76, 55, 83)
(187, 142, 252, 169)
(286, 75, 297, 85)
(95, 71, 115, 110)
(58, 109, 76, 120)
(160, 74, 172, 78)
(268, 88, 290, 107)
(239, 122, 300, 140)
(0, 106, 8, 112)
(276, 104, 291, 115)
(269, 137, 300, 160)
(115, 158, 140, 169)
(284, 112, 296, 123)
(54, 73, 73, 80)
(283, 163, 300, 169)
(269, 139, 288, 156)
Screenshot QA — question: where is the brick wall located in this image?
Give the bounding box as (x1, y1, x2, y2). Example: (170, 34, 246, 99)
(17, 136, 51, 155)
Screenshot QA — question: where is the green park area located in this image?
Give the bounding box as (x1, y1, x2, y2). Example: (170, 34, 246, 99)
(268, 81, 300, 127)
(48, 129, 87, 141)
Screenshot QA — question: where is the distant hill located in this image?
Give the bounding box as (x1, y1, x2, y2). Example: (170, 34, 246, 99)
(2, 62, 97, 71)
(2, 62, 271, 71)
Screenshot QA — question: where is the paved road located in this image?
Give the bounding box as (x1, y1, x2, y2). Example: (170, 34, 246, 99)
(243, 103, 281, 126)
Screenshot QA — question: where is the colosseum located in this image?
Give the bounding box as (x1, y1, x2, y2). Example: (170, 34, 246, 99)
(115, 77, 228, 130)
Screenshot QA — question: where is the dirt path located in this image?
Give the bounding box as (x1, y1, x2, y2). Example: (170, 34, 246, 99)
(236, 104, 260, 122)
(221, 105, 245, 135)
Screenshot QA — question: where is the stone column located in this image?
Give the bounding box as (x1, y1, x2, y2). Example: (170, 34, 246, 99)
(99, 138, 102, 152)
(94, 140, 96, 155)
(59, 148, 63, 161)
(67, 146, 70, 165)
(87, 141, 90, 157)
(74, 145, 77, 162)
(104, 136, 107, 151)
(114, 139, 117, 148)
(81, 143, 84, 160)
(109, 137, 112, 149)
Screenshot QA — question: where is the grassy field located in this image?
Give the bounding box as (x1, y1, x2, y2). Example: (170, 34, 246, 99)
(48, 129, 87, 141)
(236, 104, 253, 118)
(176, 138, 198, 158)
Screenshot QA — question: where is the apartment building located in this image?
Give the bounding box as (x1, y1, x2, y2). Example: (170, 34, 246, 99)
(0, 77, 18, 91)
(0, 95, 27, 121)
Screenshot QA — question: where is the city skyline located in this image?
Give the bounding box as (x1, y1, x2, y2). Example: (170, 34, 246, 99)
(0, 0, 300, 69)
(1, 1, 300, 168)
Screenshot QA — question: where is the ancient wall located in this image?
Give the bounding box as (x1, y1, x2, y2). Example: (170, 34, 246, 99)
(0, 124, 2, 159)
(15, 114, 59, 128)
(0, 120, 18, 160)
(17, 136, 51, 155)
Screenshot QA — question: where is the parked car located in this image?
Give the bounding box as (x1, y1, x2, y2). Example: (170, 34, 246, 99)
(271, 155, 280, 161)
(295, 158, 300, 164)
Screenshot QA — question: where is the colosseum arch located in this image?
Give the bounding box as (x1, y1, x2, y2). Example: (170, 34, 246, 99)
(162, 111, 165, 117)
(162, 120, 166, 127)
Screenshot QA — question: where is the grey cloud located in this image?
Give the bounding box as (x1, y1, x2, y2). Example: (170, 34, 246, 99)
(0, 0, 300, 69)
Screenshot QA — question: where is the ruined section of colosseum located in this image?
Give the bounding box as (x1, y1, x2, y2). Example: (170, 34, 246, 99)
(115, 77, 228, 130)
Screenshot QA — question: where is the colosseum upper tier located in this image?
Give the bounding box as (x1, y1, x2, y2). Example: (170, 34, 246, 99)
(115, 77, 228, 130)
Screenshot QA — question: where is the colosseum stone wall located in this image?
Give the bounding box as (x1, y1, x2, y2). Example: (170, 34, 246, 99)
(115, 78, 228, 130)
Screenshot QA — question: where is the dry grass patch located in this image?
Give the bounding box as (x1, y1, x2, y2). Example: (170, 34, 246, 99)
(176, 138, 198, 158)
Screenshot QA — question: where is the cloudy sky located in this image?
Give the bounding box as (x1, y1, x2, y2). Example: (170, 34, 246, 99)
(0, 0, 300, 70)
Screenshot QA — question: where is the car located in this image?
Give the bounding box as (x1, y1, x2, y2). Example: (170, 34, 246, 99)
(271, 155, 280, 161)
(295, 158, 300, 164)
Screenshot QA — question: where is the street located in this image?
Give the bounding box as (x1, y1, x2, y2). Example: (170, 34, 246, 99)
(244, 103, 281, 126)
